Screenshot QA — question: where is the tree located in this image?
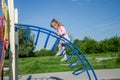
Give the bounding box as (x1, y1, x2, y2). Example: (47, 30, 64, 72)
(73, 39, 80, 46)
(73, 36, 120, 54)
(19, 27, 35, 57)
(98, 36, 120, 52)
(107, 36, 120, 52)
(74, 37, 97, 54)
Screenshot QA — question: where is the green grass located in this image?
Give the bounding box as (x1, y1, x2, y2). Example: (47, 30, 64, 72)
(85, 52, 118, 58)
(90, 58, 120, 69)
(18, 56, 72, 74)
(4, 52, 120, 75)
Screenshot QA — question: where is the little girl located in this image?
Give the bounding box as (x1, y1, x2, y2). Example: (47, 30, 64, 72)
(50, 18, 70, 62)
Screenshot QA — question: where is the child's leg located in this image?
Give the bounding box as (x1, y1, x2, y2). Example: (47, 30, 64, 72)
(60, 42, 68, 61)
(55, 41, 63, 56)
(64, 53, 67, 58)
(61, 53, 68, 62)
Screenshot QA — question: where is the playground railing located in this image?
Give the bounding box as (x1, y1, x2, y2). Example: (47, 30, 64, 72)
(15, 23, 98, 80)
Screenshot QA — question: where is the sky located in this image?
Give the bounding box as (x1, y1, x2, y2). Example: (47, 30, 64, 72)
(1, 0, 120, 40)
(14, 0, 120, 41)
(0, 0, 120, 50)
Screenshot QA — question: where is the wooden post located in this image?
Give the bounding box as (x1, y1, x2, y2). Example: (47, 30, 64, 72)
(15, 8, 19, 80)
(8, 0, 18, 80)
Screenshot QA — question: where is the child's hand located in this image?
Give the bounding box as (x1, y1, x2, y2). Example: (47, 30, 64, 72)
(53, 34, 57, 37)
(57, 33, 61, 36)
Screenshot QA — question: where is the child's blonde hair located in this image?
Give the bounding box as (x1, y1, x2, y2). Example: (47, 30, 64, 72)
(50, 18, 62, 28)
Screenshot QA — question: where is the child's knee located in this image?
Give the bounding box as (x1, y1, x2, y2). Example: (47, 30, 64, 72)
(61, 43, 66, 47)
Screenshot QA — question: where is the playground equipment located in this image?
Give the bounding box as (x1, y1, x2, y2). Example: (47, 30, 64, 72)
(0, 0, 18, 80)
(15, 24, 98, 80)
(0, 0, 98, 80)
(0, 16, 5, 80)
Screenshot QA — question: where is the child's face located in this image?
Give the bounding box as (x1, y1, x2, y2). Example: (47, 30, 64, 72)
(51, 22, 58, 29)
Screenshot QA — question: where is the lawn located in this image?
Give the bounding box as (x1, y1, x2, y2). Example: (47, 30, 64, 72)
(4, 52, 120, 75)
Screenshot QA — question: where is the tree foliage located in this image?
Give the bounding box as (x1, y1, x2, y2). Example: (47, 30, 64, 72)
(19, 28, 35, 57)
(73, 36, 120, 54)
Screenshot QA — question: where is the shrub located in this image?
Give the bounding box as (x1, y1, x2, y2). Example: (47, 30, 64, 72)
(116, 49, 120, 64)
(34, 48, 56, 57)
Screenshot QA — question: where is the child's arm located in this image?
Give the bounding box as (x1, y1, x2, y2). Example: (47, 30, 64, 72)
(57, 26, 66, 36)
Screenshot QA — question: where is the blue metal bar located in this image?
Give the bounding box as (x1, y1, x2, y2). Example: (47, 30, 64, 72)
(15, 23, 57, 35)
(0, 40, 4, 61)
(75, 53, 92, 80)
(44, 32, 51, 48)
(72, 68, 84, 75)
(17, 27, 59, 39)
(68, 58, 81, 68)
(51, 38, 60, 51)
(35, 29, 40, 45)
(69, 50, 75, 55)
(86, 68, 92, 80)
(78, 49, 98, 80)
(26, 27, 29, 44)
(60, 43, 70, 56)
(15, 26, 18, 32)
(66, 50, 78, 62)
(19, 28, 48, 35)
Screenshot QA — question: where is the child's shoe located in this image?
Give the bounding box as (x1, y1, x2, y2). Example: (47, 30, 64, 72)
(60, 57, 67, 62)
(55, 52, 61, 56)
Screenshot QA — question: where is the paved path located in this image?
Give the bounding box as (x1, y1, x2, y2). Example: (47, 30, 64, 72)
(4, 69, 120, 80)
